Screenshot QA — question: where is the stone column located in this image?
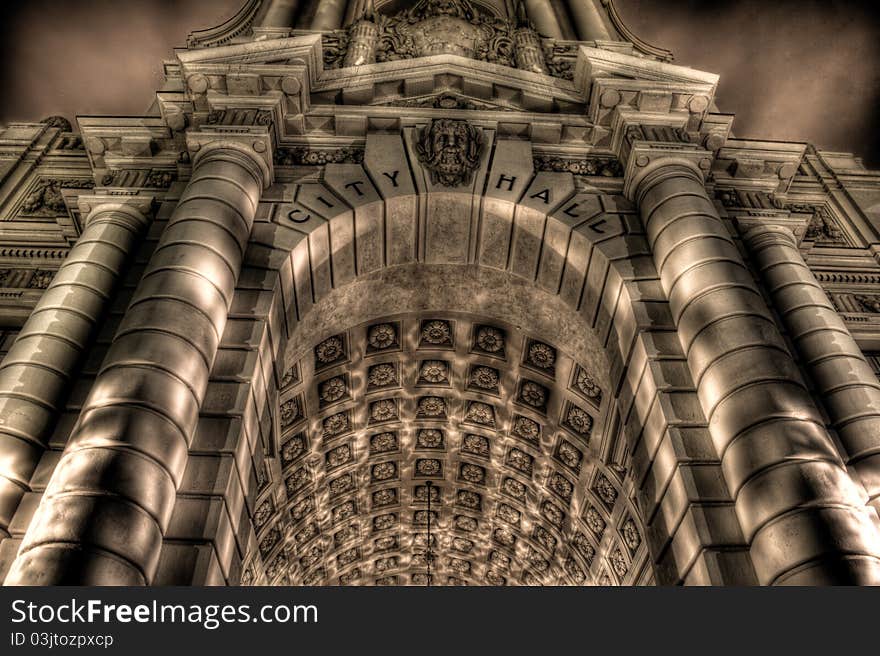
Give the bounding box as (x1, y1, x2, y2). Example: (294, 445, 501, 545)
(635, 161, 880, 585)
(4, 143, 268, 585)
(525, 0, 565, 39)
(0, 198, 151, 537)
(565, 0, 613, 41)
(744, 224, 880, 512)
(550, 0, 578, 40)
(259, 0, 301, 28)
(308, 0, 348, 31)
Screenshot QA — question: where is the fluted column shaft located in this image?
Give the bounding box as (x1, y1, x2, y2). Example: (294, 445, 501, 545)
(744, 224, 880, 511)
(0, 202, 150, 536)
(514, 26, 550, 74)
(342, 17, 378, 66)
(636, 163, 880, 585)
(4, 146, 265, 585)
(565, 0, 612, 41)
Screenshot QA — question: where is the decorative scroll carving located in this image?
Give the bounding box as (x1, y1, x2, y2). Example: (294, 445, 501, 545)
(41, 116, 72, 132)
(273, 147, 364, 166)
(798, 205, 848, 245)
(322, 31, 351, 68)
(415, 118, 483, 187)
(41, 116, 84, 150)
(186, 0, 261, 48)
(543, 43, 577, 81)
(19, 178, 94, 216)
(0, 269, 55, 289)
(533, 155, 623, 177)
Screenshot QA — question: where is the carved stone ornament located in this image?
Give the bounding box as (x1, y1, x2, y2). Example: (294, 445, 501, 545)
(274, 147, 364, 167)
(800, 205, 847, 245)
(534, 155, 623, 178)
(543, 43, 577, 80)
(415, 118, 483, 187)
(326, 0, 514, 66)
(41, 115, 73, 132)
(20, 178, 94, 216)
(855, 295, 880, 313)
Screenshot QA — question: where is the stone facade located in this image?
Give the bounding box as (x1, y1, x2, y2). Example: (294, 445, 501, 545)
(1, 0, 880, 586)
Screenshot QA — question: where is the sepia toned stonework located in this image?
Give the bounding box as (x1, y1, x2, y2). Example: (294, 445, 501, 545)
(1, 0, 880, 587)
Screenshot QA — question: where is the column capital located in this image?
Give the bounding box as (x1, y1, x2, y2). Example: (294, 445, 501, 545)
(76, 193, 156, 230)
(622, 141, 713, 202)
(734, 211, 815, 248)
(740, 222, 798, 250)
(186, 128, 274, 189)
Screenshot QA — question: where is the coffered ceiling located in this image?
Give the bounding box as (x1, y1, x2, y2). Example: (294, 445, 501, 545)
(246, 310, 648, 586)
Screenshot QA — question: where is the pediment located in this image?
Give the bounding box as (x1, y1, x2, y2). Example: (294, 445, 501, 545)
(174, 35, 719, 115)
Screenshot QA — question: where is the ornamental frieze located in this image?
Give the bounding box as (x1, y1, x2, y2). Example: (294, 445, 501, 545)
(274, 147, 364, 166)
(100, 169, 176, 188)
(533, 155, 623, 177)
(716, 189, 783, 209)
(205, 108, 273, 127)
(0, 268, 56, 289)
(856, 295, 880, 313)
(823, 293, 880, 316)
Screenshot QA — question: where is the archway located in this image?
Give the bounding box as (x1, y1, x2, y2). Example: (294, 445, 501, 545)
(218, 146, 742, 586)
(259, 264, 643, 585)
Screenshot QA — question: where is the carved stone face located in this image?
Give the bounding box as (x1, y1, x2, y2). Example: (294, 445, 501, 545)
(415, 118, 483, 187)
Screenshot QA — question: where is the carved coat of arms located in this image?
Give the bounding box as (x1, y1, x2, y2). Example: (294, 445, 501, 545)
(415, 119, 483, 187)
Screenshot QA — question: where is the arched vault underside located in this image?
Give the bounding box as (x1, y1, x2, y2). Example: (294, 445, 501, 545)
(266, 265, 642, 586)
(215, 144, 743, 587)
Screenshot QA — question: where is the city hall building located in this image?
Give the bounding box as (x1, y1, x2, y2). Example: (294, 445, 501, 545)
(1, 0, 880, 587)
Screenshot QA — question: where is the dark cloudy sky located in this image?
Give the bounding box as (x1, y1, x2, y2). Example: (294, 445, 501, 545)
(0, 0, 878, 166)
